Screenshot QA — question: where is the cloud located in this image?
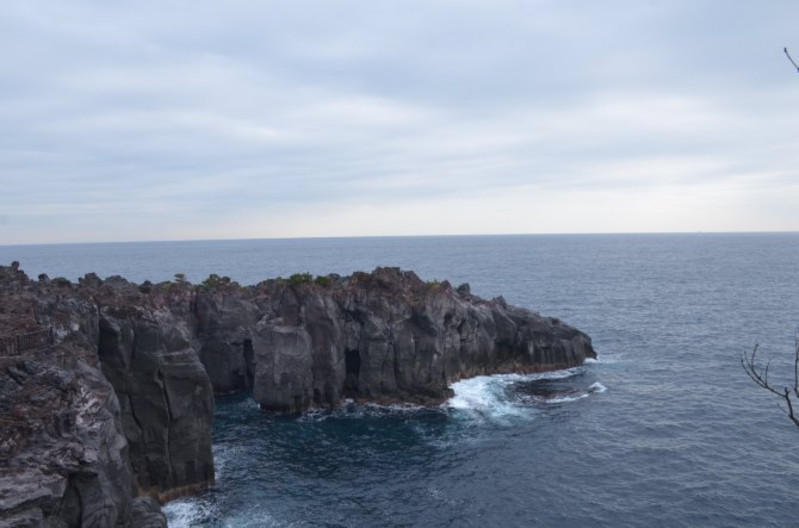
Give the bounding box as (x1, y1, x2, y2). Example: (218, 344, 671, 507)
(1, 0, 798, 244)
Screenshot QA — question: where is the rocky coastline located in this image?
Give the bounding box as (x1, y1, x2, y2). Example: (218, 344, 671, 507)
(0, 263, 596, 527)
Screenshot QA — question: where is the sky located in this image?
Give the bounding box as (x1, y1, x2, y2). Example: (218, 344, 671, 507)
(1, 1, 798, 244)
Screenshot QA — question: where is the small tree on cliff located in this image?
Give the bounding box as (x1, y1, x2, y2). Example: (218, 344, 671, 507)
(741, 333, 799, 428)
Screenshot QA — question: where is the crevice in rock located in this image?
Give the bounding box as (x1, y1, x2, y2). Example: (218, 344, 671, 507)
(157, 369, 174, 492)
(243, 338, 254, 392)
(344, 348, 360, 396)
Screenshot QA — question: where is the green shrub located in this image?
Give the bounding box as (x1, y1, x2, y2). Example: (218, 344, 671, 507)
(289, 272, 313, 286)
(314, 275, 332, 287)
(202, 274, 221, 288)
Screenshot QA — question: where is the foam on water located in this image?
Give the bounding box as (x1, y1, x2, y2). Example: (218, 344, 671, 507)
(447, 368, 588, 421)
(447, 366, 605, 418)
(545, 392, 590, 403)
(296, 400, 428, 423)
(163, 498, 218, 528)
(447, 374, 526, 422)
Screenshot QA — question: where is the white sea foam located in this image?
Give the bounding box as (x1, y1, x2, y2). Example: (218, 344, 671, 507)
(165, 498, 282, 528)
(545, 393, 590, 404)
(447, 374, 527, 422)
(448, 365, 605, 417)
(163, 498, 214, 528)
(540, 381, 607, 404)
(363, 402, 427, 414)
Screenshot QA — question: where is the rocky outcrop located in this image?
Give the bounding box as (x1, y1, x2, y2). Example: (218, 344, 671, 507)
(94, 280, 215, 501)
(243, 268, 595, 412)
(0, 354, 135, 527)
(193, 290, 259, 395)
(0, 263, 596, 526)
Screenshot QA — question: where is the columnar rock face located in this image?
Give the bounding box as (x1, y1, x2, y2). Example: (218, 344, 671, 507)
(193, 291, 259, 394)
(0, 264, 596, 526)
(244, 268, 596, 412)
(96, 301, 215, 499)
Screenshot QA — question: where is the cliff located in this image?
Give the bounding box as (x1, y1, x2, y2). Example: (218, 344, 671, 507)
(0, 264, 595, 526)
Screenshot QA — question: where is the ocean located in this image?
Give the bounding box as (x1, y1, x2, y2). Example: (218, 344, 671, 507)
(3, 233, 799, 527)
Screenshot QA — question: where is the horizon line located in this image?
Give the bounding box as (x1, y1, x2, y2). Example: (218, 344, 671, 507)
(2, 229, 799, 248)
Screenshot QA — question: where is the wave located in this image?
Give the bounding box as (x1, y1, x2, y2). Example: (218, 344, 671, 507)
(447, 367, 605, 419)
(447, 374, 528, 422)
(164, 497, 284, 528)
(163, 498, 217, 528)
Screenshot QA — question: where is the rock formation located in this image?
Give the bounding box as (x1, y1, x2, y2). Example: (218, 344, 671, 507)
(0, 264, 595, 527)
(243, 268, 596, 412)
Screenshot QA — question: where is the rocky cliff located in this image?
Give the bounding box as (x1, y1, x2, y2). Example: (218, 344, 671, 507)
(240, 268, 595, 412)
(0, 264, 595, 527)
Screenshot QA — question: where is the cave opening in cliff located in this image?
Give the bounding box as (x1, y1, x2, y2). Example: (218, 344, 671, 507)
(344, 348, 361, 395)
(243, 338, 254, 392)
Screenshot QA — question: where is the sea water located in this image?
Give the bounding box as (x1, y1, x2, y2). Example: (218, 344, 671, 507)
(3, 233, 799, 527)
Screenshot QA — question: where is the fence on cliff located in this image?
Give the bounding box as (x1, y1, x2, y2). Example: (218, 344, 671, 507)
(0, 328, 54, 356)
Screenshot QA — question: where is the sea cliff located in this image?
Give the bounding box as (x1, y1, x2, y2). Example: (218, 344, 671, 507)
(0, 263, 595, 527)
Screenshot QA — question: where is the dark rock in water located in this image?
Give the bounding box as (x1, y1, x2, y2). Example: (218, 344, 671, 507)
(0, 263, 596, 526)
(130, 497, 168, 528)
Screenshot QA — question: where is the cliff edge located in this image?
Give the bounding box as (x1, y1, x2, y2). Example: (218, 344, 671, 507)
(0, 264, 595, 527)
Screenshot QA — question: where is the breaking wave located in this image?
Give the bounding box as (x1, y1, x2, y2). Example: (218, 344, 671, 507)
(447, 366, 604, 421)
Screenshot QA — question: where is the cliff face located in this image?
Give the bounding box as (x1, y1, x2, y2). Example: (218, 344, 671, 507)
(242, 268, 595, 412)
(0, 264, 595, 526)
(93, 277, 215, 501)
(0, 265, 168, 527)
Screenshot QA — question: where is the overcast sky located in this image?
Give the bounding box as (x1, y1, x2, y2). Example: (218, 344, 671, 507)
(1, 1, 797, 244)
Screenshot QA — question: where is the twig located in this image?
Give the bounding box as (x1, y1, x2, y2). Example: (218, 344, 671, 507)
(785, 47, 799, 73)
(742, 334, 799, 428)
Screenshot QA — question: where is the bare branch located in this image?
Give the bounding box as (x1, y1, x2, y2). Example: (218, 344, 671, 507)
(794, 331, 799, 398)
(783, 388, 799, 427)
(741, 345, 782, 396)
(742, 334, 799, 428)
(786, 47, 799, 73)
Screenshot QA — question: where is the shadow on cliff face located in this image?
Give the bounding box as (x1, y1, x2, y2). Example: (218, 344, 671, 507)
(344, 348, 361, 396)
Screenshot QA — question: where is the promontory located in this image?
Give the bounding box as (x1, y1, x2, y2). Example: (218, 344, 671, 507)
(0, 263, 595, 527)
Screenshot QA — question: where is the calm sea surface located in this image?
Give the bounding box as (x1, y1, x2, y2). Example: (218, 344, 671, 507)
(2, 234, 799, 527)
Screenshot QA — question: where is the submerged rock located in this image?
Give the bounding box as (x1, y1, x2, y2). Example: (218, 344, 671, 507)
(0, 264, 595, 526)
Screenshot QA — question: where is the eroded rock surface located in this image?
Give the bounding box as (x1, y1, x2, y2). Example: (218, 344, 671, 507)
(0, 264, 595, 526)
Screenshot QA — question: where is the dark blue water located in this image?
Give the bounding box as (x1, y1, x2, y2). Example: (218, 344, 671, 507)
(3, 234, 799, 527)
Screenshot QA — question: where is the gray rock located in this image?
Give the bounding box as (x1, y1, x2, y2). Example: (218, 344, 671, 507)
(0, 263, 597, 527)
(97, 308, 214, 499)
(130, 497, 167, 528)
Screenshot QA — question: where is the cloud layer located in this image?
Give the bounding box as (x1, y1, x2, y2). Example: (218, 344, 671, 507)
(1, 1, 798, 243)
